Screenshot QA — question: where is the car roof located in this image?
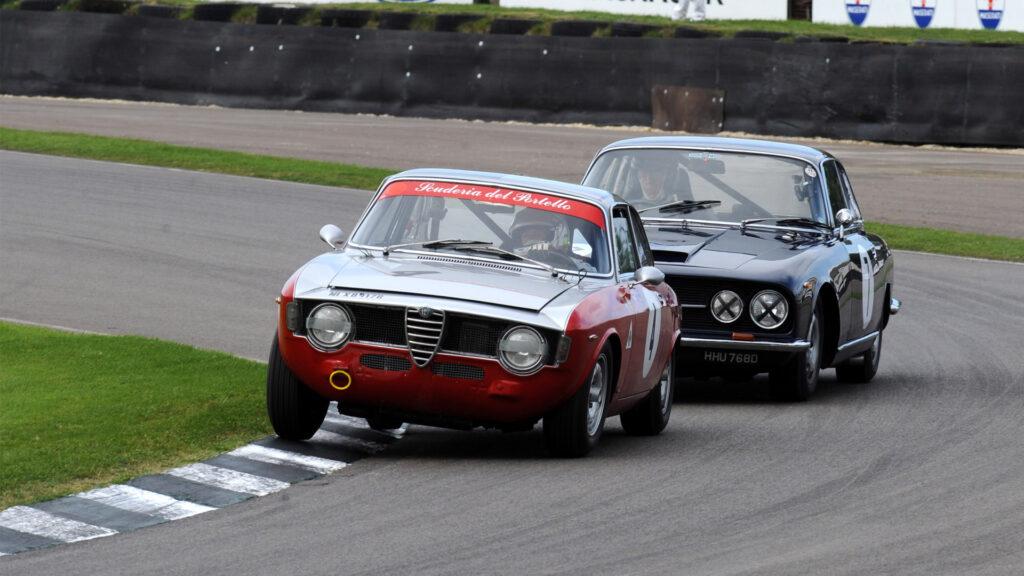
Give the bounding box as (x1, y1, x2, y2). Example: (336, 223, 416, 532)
(595, 136, 832, 164)
(383, 168, 622, 208)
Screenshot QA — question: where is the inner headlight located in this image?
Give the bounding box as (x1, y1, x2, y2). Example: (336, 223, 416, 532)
(711, 290, 743, 324)
(306, 304, 353, 350)
(750, 290, 788, 329)
(498, 326, 546, 375)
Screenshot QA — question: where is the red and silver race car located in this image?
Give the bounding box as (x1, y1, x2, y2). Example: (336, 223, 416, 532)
(269, 169, 679, 456)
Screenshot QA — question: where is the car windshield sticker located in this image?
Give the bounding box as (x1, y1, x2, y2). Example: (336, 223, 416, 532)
(381, 180, 606, 229)
(804, 166, 818, 179)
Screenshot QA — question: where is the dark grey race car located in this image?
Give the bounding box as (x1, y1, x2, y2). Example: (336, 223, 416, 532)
(583, 137, 901, 401)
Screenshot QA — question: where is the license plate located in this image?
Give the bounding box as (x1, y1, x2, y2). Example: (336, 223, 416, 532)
(703, 351, 759, 364)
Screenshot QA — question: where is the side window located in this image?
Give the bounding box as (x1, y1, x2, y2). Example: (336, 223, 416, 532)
(837, 163, 863, 221)
(822, 160, 848, 222)
(612, 206, 639, 276)
(628, 207, 654, 267)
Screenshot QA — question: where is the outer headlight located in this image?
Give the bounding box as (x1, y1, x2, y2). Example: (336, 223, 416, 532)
(710, 290, 743, 324)
(498, 326, 547, 375)
(306, 303, 353, 350)
(750, 290, 788, 330)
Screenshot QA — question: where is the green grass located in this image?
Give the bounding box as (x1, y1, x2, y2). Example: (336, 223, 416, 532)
(0, 322, 270, 509)
(3, 0, 1021, 44)
(0, 127, 392, 191)
(2, 126, 1021, 262)
(867, 222, 1024, 263)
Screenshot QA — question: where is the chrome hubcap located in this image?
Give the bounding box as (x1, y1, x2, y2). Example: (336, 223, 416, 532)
(805, 315, 820, 381)
(586, 357, 608, 436)
(658, 356, 673, 415)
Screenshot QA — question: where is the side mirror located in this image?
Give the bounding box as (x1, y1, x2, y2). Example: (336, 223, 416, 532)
(319, 224, 346, 250)
(635, 266, 665, 287)
(835, 208, 855, 227)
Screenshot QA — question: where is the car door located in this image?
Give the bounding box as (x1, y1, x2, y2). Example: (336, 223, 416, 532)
(823, 160, 879, 343)
(611, 205, 648, 397)
(837, 162, 886, 336)
(627, 206, 675, 390)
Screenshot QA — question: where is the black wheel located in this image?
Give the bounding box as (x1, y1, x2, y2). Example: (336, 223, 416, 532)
(836, 331, 882, 384)
(620, 351, 674, 436)
(769, 303, 823, 402)
(543, 346, 612, 457)
(366, 416, 404, 431)
(266, 334, 328, 440)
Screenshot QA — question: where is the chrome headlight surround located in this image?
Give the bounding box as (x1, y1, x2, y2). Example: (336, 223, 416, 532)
(497, 325, 547, 376)
(710, 290, 744, 325)
(305, 303, 354, 351)
(750, 290, 789, 330)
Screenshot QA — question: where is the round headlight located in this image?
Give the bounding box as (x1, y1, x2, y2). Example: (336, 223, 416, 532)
(306, 304, 353, 350)
(750, 290, 788, 330)
(710, 290, 744, 324)
(498, 326, 547, 375)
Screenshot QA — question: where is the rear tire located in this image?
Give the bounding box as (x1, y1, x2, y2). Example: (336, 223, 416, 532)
(267, 334, 328, 440)
(620, 352, 674, 436)
(836, 331, 882, 384)
(543, 346, 612, 458)
(769, 303, 823, 402)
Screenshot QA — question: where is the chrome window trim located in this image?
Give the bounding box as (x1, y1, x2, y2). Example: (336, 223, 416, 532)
(346, 175, 616, 279)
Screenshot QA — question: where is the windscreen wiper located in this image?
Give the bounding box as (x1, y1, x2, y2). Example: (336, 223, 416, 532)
(445, 242, 567, 279)
(382, 238, 489, 256)
(740, 217, 832, 233)
(637, 200, 722, 214)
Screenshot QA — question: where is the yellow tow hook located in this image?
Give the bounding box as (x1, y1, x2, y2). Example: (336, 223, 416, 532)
(329, 370, 352, 391)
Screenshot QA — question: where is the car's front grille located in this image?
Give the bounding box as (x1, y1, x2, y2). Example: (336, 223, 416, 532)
(431, 362, 485, 381)
(360, 354, 412, 372)
(296, 300, 559, 365)
(406, 307, 445, 367)
(667, 277, 794, 335)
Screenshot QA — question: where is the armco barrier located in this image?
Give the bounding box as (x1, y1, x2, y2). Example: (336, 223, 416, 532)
(1, 11, 1021, 146)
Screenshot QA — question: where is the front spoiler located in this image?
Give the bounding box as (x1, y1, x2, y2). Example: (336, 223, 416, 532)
(678, 336, 811, 352)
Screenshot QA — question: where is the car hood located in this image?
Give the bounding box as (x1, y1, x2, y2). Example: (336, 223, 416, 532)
(648, 225, 823, 270)
(296, 252, 574, 312)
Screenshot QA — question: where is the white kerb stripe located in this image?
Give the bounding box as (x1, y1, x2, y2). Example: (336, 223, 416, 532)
(77, 484, 215, 521)
(166, 463, 289, 496)
(229, 444, 347, 475)
(0, 506, 116, 543)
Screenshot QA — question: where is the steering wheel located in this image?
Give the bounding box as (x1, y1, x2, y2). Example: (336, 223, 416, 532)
(527, 249, 578, 270)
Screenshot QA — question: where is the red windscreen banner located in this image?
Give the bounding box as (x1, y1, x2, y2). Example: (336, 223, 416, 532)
(380, 180, 607, 229)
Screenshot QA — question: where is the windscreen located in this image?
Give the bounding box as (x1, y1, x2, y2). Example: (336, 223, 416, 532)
(584, 149, 828, 224)
(350, 180, 611, 274)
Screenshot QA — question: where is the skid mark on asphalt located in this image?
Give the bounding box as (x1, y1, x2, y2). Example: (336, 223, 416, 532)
(0, 404, 405, 557)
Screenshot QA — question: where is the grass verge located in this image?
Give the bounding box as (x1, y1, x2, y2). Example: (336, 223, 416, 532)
(0, 126, 392, 191)
(0, 322, 270, 510)
(2, 126, 1021, 262)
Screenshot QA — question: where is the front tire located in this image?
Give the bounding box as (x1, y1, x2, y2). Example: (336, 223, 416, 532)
(543, 346, 612, 458)
(769, 303, 823, 402)
(267, 335, 328, 440)
(836, 331, 882, 383)
(620, 351, 674, 436)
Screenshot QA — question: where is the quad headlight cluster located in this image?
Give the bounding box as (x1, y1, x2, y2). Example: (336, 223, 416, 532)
(305, 303, 354, 351)
(498, 326, 547, 375)
(710, 289, 789, 330)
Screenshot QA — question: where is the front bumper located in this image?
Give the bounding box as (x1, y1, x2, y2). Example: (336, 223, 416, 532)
(679, 336, 810, 352)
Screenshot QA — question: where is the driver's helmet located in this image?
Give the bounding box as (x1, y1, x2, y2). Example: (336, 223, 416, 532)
(509, 210, 569, 252)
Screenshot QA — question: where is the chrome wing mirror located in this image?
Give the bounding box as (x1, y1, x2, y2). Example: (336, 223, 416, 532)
(634, 266, 665, 287)
(319, 224, 346, 250)
(835, 208, 855, 239)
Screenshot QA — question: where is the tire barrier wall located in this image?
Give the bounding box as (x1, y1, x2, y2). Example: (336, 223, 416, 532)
(2, 11, 1021, 146)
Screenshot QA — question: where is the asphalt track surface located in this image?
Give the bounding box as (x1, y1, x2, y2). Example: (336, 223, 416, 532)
(2, 151, 1024, 575)
(1, 96, 1023, 238)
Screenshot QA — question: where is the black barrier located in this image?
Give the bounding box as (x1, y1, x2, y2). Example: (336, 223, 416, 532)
(1, 11, 1021, 146)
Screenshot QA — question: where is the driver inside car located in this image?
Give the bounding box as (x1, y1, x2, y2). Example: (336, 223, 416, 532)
(631, 154, 693, 209)
(509, 210, 574, 262)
